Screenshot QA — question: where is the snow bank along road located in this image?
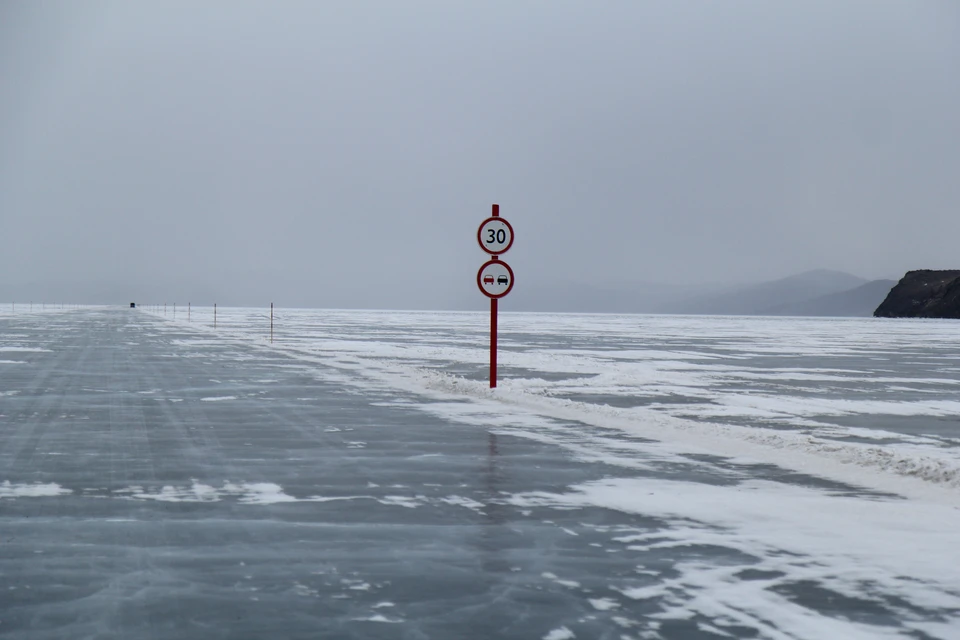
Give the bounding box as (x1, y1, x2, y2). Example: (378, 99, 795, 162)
(0, 308, 958, 640)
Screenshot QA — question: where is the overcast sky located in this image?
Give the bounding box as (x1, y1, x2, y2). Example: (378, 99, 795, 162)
(2, 1, 958, 309)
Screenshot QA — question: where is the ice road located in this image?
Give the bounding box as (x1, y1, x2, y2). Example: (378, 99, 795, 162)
(0, 308, 958, 639)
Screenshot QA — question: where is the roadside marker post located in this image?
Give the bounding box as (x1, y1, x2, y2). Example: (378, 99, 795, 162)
(476, 204, 515, 388)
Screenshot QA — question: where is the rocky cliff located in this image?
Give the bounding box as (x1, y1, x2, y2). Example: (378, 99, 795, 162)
(874, 270, 960, 318)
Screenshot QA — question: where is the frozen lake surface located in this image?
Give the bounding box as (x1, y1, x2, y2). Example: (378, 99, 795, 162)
(1, 307, 959, 639)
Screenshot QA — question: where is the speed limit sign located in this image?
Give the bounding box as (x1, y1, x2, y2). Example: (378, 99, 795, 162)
(477, 217, 514, 255)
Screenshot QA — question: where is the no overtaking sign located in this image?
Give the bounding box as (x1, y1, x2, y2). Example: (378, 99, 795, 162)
(477, 259, 514, 299)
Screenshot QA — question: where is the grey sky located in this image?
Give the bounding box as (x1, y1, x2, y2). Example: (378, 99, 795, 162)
(2, 1, 958, 309)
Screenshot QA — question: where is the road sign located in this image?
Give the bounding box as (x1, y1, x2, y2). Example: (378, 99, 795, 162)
(477, 259, 515, 299)
(479, 203, 515, 389)
(477, 217, 514, 255)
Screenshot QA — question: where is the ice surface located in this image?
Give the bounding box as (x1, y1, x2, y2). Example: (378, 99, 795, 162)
(149, 308, 960, 495)
(5, 307, 959, 639)
(136, 308, 960, 628)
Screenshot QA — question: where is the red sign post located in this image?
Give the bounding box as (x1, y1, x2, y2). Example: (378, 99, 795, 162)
(477, 204, 514, 388)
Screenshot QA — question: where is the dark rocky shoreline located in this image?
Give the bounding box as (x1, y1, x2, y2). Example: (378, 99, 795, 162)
(874, 270, 960, 318)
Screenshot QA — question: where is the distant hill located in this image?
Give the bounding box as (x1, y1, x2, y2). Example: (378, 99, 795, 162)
(509, 269, 886, 316)
(510, 280, 737, 314)
(874, 270, 960, 318)
(664, 269, 868, 315)
(761, 279, 896, 317)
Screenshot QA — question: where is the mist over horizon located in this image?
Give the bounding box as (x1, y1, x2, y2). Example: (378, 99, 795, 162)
(2, 1, 958, 311)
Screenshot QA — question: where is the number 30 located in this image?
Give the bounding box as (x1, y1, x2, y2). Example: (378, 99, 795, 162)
(486, 229, 507, 244)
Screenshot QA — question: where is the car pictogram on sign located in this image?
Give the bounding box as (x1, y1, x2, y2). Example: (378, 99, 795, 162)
(477, 259, 515, 299)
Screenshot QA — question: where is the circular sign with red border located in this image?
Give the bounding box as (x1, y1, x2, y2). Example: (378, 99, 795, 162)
(477, 259, 515, 299)
(477, 217, 514, 255)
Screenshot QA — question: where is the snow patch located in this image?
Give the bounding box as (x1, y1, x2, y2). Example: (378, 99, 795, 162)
(112, 481, 370, 505)
(353, 614, 403, 623)
(0, 481, 71, 498)
(588, 597, 620, 611)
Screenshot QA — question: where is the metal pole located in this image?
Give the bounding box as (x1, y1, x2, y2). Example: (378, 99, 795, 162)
(188, 302, 191, 321)
(173, 303, 176, 319)
(214, 303, 217, 328)
(490, 298, 498, 388)
(270, 302, 274, 343)
(490, 203, 500, 388)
